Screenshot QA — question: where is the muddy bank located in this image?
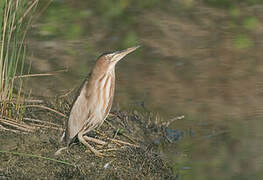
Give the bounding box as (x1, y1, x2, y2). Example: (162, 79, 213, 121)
(0, 101, 176, 179)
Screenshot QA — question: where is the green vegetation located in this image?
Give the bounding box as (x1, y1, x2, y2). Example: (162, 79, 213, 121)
(233, 34, 254, 49)
(39, 4, 89, 39)
(204, 0, 263, 8)
(204, 0, 233, 8)
(228, 6, 259, 50)
(229, 7, 241, 18)
(38, 0, 162, 45)
(243, 17, 259, 30)
(0, 0, 38, 119)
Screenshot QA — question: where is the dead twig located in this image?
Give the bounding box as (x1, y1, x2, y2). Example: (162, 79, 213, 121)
(15, 73, 54, 78)
(0, 99, 43, 104)
(105, 120, 137, 144)
(27, 122, 63, 131)
(0, 118, 35, 132)
(121, 133, 137, 144)
(104, 119, 116, 129)
(23, 105, 67, 118)
(14, 69, 68, 79)
(0, 124, 22, 133)
(59, 87, 76, 98)
(162, 115, 185, 127)
(24, 99, 44, 103)
(23, 117, 61, 127)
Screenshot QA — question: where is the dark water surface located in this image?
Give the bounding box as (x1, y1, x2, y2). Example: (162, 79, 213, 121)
(27, 0, 263, 179)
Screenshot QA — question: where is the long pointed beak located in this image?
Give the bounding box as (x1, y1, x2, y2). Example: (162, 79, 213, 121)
(113, 45, 140, 62)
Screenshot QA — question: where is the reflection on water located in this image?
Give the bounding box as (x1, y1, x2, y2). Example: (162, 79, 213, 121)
(27, 0, 263, 179)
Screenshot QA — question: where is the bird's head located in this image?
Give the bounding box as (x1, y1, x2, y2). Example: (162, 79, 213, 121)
(94, 46, 140, 73)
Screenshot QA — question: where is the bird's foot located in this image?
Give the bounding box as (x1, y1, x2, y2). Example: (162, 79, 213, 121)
(79, 132, 112, 157)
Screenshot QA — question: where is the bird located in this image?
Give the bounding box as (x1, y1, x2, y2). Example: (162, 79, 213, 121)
(61, 46, 140, 156)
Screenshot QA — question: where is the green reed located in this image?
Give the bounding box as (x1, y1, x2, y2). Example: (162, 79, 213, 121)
(0, 0, 38, 119)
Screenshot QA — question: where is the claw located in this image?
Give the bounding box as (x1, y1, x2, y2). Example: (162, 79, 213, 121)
(78, 131, 109, 157)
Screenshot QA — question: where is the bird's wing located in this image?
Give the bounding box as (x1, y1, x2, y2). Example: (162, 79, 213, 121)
(103, 77, 115, 121)
(65, 80, 90, 144)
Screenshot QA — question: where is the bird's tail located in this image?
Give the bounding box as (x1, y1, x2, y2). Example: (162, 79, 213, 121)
(61, 128, 76, 146)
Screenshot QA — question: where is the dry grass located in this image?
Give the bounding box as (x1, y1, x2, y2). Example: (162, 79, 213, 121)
(0, 97, 175, 179)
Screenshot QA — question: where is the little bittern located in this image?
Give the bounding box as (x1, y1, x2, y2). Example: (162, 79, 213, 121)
(62, 46, 140, 156)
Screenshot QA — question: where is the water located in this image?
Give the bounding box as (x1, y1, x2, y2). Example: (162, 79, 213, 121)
(27, 0, 263, 179)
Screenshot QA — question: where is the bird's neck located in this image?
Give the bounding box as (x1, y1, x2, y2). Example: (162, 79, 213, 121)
(89, 69, 115, 88)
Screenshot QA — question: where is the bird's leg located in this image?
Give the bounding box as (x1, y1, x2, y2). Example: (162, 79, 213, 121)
(78, 131, 104, 157)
